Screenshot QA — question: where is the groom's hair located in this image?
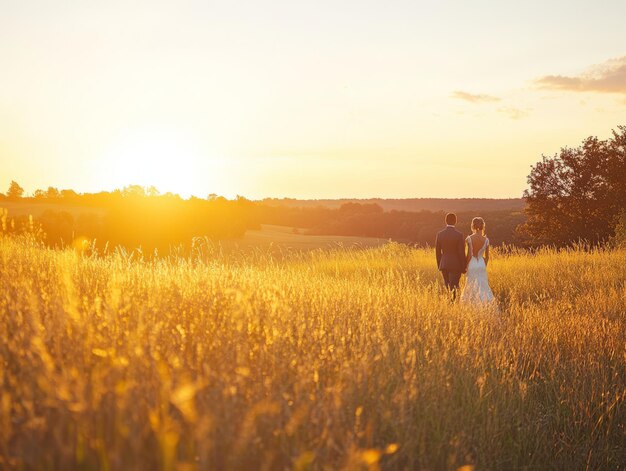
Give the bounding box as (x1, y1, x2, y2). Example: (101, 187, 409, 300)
(445, 213, 457, 225)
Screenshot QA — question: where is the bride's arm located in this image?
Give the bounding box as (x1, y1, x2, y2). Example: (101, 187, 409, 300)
(484, 243, 490, 266)
(465, 239, 472, 269)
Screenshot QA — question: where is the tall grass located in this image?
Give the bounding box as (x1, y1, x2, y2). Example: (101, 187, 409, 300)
(0, 236, 624, 469)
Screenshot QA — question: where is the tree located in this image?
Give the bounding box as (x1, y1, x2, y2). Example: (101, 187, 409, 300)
(146, 185, 160, 197)
(122, 185, 146, 198)
(609, 210, 626, 248)
(7, 181, 24, 200)
(607, 126, 626, 210)
(519, 127, 626, 246)
(60, 189, 78, 199)
(46, 187, 60, 199)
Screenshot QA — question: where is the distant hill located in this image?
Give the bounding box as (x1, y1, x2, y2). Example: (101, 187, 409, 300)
(1, 196, 527, 249)
(259, 198, 525, 213)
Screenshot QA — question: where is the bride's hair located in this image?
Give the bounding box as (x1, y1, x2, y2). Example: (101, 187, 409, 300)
(471, 217, 485, 234)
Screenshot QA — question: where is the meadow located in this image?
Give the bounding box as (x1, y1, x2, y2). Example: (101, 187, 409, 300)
(0, 235, 625, 470)
(222, 224, 387, 252)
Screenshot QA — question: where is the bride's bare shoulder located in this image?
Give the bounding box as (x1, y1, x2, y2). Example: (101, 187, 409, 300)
(470, 233, 486, 246)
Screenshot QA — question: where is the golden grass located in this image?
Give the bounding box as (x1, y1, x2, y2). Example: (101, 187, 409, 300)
(0, 236, 625, 469)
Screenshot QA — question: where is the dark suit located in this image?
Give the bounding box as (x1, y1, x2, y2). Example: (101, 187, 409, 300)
(435, 225, 466, 299)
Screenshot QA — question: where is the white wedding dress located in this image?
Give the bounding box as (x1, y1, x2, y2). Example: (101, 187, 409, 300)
(461, 236, 495, 304)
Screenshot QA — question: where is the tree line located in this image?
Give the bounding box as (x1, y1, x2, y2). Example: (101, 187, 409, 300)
(254, 202, 525, 246)
(0, 185, 260, 254)
(0, 187, 525, 250)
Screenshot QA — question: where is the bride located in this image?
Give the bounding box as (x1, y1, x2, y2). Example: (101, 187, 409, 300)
(461, 217, 496, 304)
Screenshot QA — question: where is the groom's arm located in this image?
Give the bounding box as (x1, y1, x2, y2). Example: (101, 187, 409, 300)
(435, 233, 442, 268)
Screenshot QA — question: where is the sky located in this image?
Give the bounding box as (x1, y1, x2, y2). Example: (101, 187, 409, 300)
(1, 0, 625, 199)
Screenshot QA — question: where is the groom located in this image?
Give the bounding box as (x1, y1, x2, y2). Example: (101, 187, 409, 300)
(435, 213, 466, 301)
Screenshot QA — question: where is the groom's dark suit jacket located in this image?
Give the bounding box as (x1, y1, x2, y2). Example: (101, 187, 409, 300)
(435, 226, 466, 273)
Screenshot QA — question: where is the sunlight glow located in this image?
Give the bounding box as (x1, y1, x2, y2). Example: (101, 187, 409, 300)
(99, 128, 208, 198)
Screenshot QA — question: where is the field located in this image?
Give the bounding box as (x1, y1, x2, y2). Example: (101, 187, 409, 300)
(1, 235, 625, 470)
(223, 224, 388, 251)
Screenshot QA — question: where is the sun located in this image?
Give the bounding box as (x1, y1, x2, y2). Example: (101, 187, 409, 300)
(98, 127, 208, 198)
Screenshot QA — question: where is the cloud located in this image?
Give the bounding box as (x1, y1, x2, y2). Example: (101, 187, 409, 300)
(536, 56, 626, 94)
(497, 107, 529, 120)
(451, 91, 501, 103)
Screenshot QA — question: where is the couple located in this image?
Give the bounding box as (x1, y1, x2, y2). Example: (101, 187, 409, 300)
(435, 212, 495, 304)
